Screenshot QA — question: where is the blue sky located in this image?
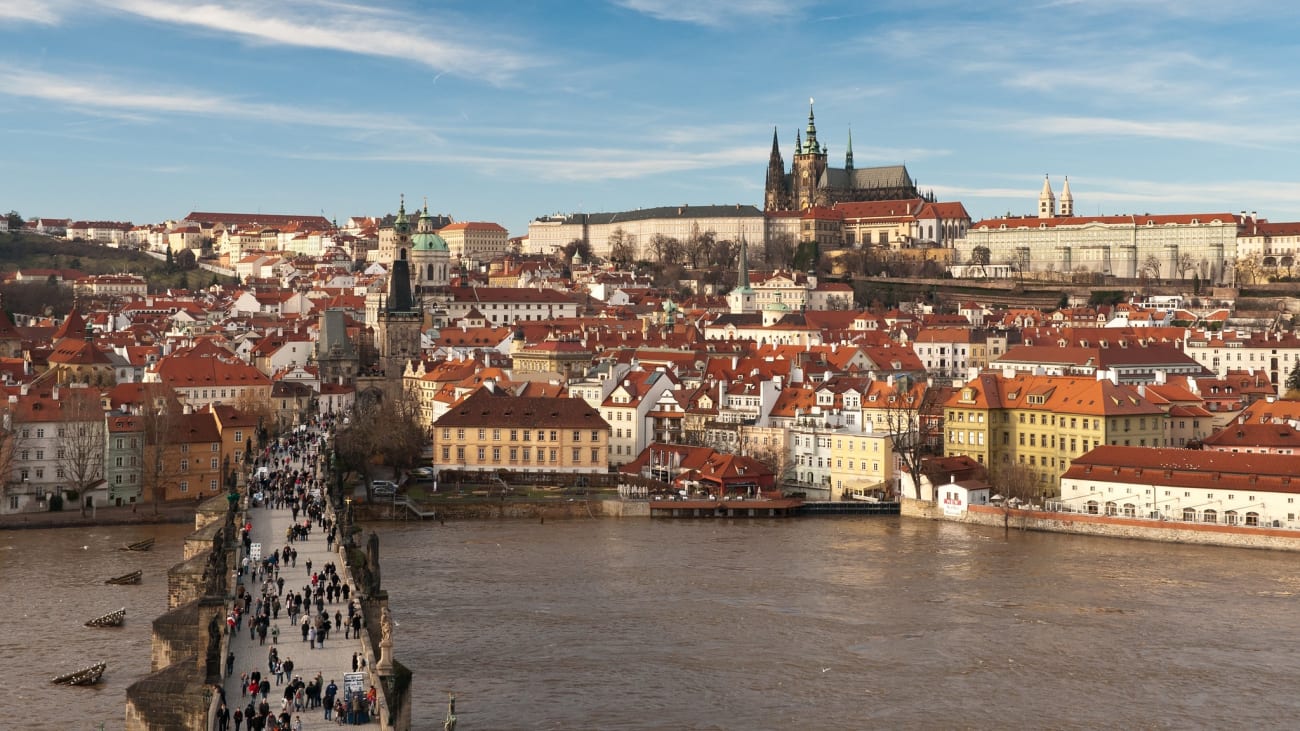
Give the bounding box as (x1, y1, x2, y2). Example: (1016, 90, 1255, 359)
(4, 0, 1300, 236)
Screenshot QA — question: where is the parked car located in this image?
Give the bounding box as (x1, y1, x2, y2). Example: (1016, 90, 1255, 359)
(371, 480, 398, 496)
(410, 467, 434, 481)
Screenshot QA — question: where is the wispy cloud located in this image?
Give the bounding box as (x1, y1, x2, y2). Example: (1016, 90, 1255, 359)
(23, 0, 538, 84)
(278, 143, 770, 182)
(613, 0, 811, 26)
(0, 0, 62, 23)
(0, 64, 437, 136)
(1002, 115, 1300, 148)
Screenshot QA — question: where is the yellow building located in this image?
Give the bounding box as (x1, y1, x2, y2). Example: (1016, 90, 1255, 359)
(829, 427, 896, 501)
(432, 387, 610, 476)
(944, 372, 1166, 494)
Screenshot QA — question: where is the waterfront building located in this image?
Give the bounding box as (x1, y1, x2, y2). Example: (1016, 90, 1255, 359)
(4, 384, 104, 514)
(943, 371, 1166, 493)
(104, 412, 143, 505)
(430, 386, 611, 476)
(828, 426, 897, 501)
(599, 369, 677, 466)
(1060, 445, 1300, 527)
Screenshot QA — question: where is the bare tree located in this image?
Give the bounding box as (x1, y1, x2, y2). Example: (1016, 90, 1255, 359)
(55, 388, 105, 515)
(761, 232, 796, 269)
(1176, 252, 1196, 280)
(882, 379, 944, 500)
(647, 234, 683, 266)
(140, 391, 185, 514)
(608, 227, 636, 266)
(989, 460, 1040, 531)
(0, 402, 17, 510)
(336, 385, 426, 497)
(1141, 253, 1162, 282)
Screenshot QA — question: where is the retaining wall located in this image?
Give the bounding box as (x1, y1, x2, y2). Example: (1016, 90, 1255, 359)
(902, 497, 1300, 551)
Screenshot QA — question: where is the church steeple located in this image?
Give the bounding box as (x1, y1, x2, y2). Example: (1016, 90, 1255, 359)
(795, 129, 802, 157)
(803, 98, 820, 154)
(394, 193, 410, 234)
(845, 126, 854, 170)
(1059, 176, 1074, 217)
(1038, 175, 1056, 219)
(736, 236, 752, 294)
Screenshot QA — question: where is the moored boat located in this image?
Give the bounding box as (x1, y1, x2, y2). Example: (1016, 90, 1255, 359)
(105, 570, 142, 585)
(52, 661, 106, 686)
(85, 608, 126, 627)
(122, 537, 154, 551)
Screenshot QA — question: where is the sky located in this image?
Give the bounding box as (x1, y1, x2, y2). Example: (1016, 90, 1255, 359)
(4, 0, 1300, 237)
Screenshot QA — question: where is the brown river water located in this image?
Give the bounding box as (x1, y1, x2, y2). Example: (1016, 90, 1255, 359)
(6, 517, 1300, 729)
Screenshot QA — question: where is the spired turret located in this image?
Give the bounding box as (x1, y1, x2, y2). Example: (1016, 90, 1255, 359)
(1038, 174, 1057, 219)
(1059, 176, 1074, 217)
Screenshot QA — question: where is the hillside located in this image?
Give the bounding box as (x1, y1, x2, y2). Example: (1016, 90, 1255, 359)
(0, 231, 234, 292)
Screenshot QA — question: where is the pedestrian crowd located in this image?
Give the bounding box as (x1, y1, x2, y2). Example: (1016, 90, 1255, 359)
(212, 414, 381, 730)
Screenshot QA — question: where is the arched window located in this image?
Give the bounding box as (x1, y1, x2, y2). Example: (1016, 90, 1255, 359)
(399, 248, 407, 260)
(1182, 507, 1196, 521)
(1245, 511, 1260, 526)
(1122, 503, 1136, 517)
(1202, 509, 1217, 523)
(1224, 510, 1238, 525)
(1104, 501, 1117, 516)
(427, 264, 434, 280)
(1085, 500, 1099, 514)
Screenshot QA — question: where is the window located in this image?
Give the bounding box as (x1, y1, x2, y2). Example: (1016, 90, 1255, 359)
(493, 429, 501, 441)
(457, 429, 465, 439)
(212, 443, 219, 452)
(456, 447, 465, 461)
(55, 468, 63, 478)
(591, 448, 600, 463)
(572, 448, 580, 462)
(35, 428, 44, 439)
(442, 428, 451, 439)
(441, 447, 450, 460)
(492, 448, 500, 461)
(477, 448, 485, 462)
(209, 479, 217, 491)
(573, 430, 581, 442)
(180, 481, 188, 493)
(181, 444, 189, 454)
(180, 460, 189, 472)
(478, 429, 486, 440)
(592, 430, 600, 441)
(210, 458, 218, 469)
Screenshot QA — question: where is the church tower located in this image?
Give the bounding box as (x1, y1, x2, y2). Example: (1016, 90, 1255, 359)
(764, 127, 790, 212)
(1038, 175, 1057, 219)
(845, 126, 854, 171)
(791, 99, 829, 210)
(374, 254, 423, 379)
(410, 201, 451, 295)
(1059, 176, 1074, 217)
(728, 237, 756, 315)
(378, 194, 414, 265)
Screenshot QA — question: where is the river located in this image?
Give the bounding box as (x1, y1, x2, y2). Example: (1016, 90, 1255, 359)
(379, 517, 1300, 730)
(8, 517, 1300, 730)
(0, 522, 194, 730)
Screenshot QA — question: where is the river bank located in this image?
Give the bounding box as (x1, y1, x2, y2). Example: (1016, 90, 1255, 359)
(0, 502, 197, 530)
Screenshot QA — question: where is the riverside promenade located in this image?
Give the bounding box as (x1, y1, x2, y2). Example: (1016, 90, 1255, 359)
(219, 450, 380, 729)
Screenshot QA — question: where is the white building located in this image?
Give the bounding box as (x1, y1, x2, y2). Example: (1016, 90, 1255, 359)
(527, 205, 766, 259)
(1061, 445, 1300, 528)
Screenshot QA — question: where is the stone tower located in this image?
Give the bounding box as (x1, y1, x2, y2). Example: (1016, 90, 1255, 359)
(377, 195, 413, 265)
(764, 127, 790, 211)
(316, 308, 359, 385)
(1038, 175, 1057, 219)
(791, 99, 829, 210)
(1059, 176, 1074, 217)
(374, 256, 423, 379)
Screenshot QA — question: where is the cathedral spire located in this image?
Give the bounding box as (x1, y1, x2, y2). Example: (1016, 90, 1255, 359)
(795, 129, 802, 157)
(804, 97, 819, 154)
(845, 126, 854, 170)
(736, 236, 752, 293)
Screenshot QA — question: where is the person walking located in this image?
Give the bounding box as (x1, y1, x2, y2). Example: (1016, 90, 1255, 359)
(271, 624, 279, 644)
(216, 702, 230, 731)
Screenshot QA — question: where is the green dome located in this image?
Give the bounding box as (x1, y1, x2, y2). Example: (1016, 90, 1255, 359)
(412, 229, 448, 252)
(412, 208, 448, 252)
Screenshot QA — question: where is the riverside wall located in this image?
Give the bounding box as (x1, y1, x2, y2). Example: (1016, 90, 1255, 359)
(357, 497, 651, 521)
(901, 497, 1300, 551)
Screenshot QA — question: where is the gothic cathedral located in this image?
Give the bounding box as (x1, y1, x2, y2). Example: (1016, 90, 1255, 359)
(765, 100, 926, 212)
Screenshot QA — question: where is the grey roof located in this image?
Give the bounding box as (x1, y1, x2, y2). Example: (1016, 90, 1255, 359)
(556, 204, 764, 226)
(820, 164, 913, 191)
(318, 309, 356, 359)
